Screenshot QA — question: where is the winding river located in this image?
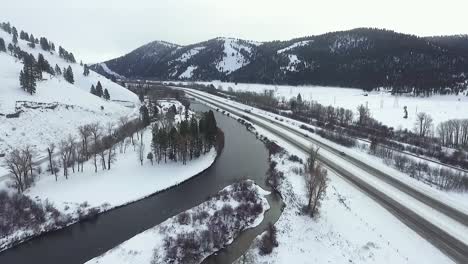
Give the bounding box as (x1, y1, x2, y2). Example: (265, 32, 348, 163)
(0, 102, 283, 264)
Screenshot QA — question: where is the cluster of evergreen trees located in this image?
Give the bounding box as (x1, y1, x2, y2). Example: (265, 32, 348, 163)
(58, 46, 76, 63)
(63, 66, 74, 84)
(1, 21, 78, 93)
(16, 50, 75, 93)
(19, 54, 38, 94)
(2, 22, 56, 52)
(90, 81, 110, 100)
(150, 110, 218, 165)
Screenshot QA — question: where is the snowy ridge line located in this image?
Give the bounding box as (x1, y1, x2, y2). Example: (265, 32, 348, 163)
(185, 88, 468, 225)
(182, 89, 468, 263)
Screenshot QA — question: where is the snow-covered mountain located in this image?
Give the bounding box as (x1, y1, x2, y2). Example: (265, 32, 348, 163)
(93, 28, 468, 92)
(0, 26, 139, 156)
(92, 37, 260, 81)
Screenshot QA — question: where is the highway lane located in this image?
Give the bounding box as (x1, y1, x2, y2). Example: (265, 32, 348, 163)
(183, 88, 468, 263)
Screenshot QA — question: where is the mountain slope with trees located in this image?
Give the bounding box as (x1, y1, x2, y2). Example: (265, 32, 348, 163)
(0, 21, 139, 156)
(93, 28, 468, 93)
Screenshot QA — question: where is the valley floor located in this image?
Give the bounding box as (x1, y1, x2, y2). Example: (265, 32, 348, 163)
(190, 97, 455, 263)
(234, 119, 454, 264)
(174, 80, 468, 131)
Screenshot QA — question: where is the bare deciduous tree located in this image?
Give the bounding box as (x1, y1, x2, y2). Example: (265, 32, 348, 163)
(414, 112, 433, 138)
(88, 123, 101, 173)
(47, 143, 55, 176)
(5, 146, 37, 192)
(304, 147, 328, 217)
(78, 124, 92, 158)
(138, 139, 145, 166)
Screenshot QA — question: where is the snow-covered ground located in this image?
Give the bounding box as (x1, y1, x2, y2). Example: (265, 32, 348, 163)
(202, 91, 468, 212)
(85, 181, 269, 264)
(0, 29, 139, 156)
(187, 90, 468, 230)
(179, 65, 198, 79)
(99, 62, 125, 79)
(0, 123, 217, 251)
(184, 81, 468, 131)
(196, 100, 453, 263)
(215, 38, 253, 74)
(175, 46, 205, 63)
(185, 89, 464, 263)
(0, 98, 217, 251)
(277, 40, 313, 54)
(238, 153, 452, 264)
(26, 128, 216, 211)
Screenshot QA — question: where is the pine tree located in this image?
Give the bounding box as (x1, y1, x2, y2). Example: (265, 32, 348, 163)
(37, 53, 51, 73)
(68, 52, 76, 63)
(2, 22, 11, 34)
(90, 84, 96, 95)
(20, 55, 37, 95)
(12, 32, 18, 46)
(55, 64, 62, 75)
(7, 43, 13, 54)
(64, 66, 74, 84)
(0, 38, 6, 52)
(103, 89, 110, 100)
(138, 91, 144, 102)
(140, 105, 150, 126)
(29, 34, 35, 43)
(40, 37, 50, 51)
(83, 64, 90, 76)
(96, 81, 103, 97)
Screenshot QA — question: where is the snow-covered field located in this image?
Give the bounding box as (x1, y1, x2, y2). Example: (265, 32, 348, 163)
(26, 128, 217, 211)
(238, 153, 452, 264)
(85, 181, 269, 264)
(188, 90, 459, 263)
(189, 90, 468, 243)
(0, 29, 139, 156)
(0, 123, 217, 251)
(187, 81, 468, 131)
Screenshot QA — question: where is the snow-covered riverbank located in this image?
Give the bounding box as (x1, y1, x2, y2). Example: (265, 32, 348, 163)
(85, 181, 269, 264)
(0, 125, 219, 252)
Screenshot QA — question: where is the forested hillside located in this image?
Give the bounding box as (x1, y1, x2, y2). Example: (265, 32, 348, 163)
(0, 21, 139, 156)
(92, 28, 468, 94)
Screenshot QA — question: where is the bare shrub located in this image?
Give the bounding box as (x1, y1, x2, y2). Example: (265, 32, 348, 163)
(177, 211, 191, 225)
(258, 222, 278, 255)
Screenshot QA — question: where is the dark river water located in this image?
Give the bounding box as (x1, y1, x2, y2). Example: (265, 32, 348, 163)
(0, 102, 283, 264)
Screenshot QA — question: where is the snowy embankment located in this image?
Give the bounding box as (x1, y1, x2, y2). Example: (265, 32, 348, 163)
(0, 29, 139, 156)
(85, 181, 269, 264)
(0, 123, 218, 252)
(175, 80, 468, 131)
(188, 93, 454, 263)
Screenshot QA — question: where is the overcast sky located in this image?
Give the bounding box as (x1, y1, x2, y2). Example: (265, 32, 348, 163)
(3, 0, 467, 63)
